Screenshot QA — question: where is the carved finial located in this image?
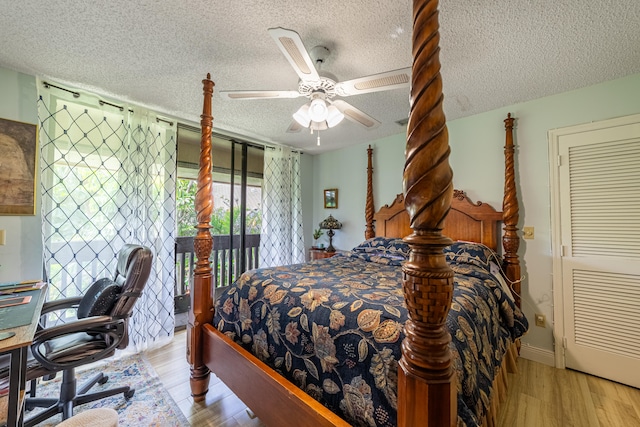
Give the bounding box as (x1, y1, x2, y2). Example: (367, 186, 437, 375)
(453, 189, 465, 200)
(504, 113, 514, 130)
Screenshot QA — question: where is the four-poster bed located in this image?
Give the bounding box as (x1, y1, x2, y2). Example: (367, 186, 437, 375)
(186, 1, 526, 425)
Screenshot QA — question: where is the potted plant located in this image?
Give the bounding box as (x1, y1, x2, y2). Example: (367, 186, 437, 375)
(312, 228, 324, 249)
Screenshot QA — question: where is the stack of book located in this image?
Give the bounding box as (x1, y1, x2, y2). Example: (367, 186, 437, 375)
(0, 280, 45, 294)
(0, 280, 45, 308)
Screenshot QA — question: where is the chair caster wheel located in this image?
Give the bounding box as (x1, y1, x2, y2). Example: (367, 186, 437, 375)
(124, 389, 135, 399)
(99, 375, 109, 385)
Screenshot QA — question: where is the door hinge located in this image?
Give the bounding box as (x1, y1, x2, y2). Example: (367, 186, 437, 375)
(563, 337, 568, 349)
(557, 155, 562, 167)
(561, 245, 566, 257)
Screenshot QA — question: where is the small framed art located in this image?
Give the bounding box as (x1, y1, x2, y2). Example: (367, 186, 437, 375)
(324, 188, 338, 209)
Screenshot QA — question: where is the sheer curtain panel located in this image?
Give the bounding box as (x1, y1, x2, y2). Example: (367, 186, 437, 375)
(259, 147, 305, 267)
(38, 82, 176, 351)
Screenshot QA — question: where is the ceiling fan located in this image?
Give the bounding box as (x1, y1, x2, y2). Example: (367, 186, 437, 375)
(220, 27, 411, 141)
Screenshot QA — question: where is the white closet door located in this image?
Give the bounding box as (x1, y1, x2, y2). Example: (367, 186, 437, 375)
(555, 116, 640, 387)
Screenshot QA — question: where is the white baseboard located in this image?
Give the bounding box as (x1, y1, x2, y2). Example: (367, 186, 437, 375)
(519, 344, 556, 367)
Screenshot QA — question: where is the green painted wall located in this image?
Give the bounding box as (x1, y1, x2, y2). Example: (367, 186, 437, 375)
(313, 72, 640, 353)
(0, 67, 42, 283)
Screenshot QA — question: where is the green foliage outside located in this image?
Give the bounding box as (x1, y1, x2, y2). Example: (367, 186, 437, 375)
(50, 163, 122, 243)
(176, 178, 262, 237)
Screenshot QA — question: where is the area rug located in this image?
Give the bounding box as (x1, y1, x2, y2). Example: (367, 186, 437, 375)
(28, 354, 189, 426)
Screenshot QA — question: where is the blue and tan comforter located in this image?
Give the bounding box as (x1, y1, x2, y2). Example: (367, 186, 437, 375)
(213, 239, 528, 426)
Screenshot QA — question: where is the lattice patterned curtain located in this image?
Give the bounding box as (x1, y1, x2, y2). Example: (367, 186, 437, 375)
(38, 83, 176, 351)
(259, 147, 305, 267)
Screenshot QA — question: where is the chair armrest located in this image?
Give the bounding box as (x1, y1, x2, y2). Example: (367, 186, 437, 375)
(33, 316, 123, 341)
(41, 297, 82, 315)
(38, 297, 83, 330)
(31, 316, 125, 371)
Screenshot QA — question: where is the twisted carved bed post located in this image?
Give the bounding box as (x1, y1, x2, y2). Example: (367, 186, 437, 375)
(398, 0, 457, 425)
(502, 114, 521, 307)
(187, 73, 215, 401)
(364, 145, 375, 239)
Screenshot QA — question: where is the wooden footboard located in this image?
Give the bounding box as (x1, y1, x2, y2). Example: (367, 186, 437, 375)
(202, 324, 521, 427)
(202, 325, 350, 427)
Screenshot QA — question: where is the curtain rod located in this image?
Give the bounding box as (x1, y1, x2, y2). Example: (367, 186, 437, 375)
(42, 81, 80, 98)
(42, 81, 173, 126)
(157, 117, 174, 126)
(98, 99, 130, 112)
(43, 80, 130, 113)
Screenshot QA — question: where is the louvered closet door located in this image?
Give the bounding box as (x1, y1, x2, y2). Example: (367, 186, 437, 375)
(558, 118, 640, 388)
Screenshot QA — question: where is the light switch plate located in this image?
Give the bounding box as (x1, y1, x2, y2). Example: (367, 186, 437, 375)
(523, 226, 534, 240)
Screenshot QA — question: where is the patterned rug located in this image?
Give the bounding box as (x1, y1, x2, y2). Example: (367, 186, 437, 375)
(28, 354, 189, 426)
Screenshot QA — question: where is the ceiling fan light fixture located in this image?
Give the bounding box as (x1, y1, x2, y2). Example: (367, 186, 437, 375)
(293, 103, 311, 127)
(310, 120, 328, 131)
(326, 104, 345, 128)
(308, 92, 329, 122)
(309, 98, 328, 122)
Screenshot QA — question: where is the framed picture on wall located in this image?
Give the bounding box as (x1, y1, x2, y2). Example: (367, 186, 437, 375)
(0, 117, 38, 215)
(324, 188, 338, 209)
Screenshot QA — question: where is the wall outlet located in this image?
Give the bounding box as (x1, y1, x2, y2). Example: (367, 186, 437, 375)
(535, 313, 546, 327)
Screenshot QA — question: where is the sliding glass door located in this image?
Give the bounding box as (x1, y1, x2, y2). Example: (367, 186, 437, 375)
(216, 139, 263, 287)
(175, 125, 263, 323)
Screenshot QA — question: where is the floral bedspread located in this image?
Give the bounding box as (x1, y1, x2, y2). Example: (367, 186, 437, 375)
(213, 243, 528, 426)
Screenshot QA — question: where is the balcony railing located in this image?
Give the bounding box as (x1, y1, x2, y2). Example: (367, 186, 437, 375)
(174, 234, 260, 313)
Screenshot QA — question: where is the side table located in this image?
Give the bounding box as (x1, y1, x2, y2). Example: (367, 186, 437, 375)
(309, 248, 339, 260)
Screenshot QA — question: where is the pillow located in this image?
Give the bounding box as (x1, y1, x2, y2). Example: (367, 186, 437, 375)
(352, 237, 410, 259)
(348, 250, 406, 266)
(444, 241, 498, 268)
(445, 241, 517, 303)
(77, 278, 122, 319)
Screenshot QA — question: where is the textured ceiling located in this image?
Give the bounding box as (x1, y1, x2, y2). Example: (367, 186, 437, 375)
(1, 0, 639, 154)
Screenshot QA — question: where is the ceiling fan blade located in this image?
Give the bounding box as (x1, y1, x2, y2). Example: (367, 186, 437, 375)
(332, 100, 380, 129)
(220, 90, 302, 100)
(335, 67, 411, 96)
(268, 27, 320, 82)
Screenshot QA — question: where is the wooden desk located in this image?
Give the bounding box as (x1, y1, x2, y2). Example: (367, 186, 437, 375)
(0, 286, 47, 427)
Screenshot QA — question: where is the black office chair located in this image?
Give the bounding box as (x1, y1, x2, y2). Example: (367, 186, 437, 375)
(15, 244, 153, 426)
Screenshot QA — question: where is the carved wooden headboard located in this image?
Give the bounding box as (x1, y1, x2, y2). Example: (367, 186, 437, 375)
(363, 114, 521, 310)
(373, 190, 503, 251)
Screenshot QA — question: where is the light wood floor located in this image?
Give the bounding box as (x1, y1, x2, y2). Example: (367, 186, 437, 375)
(147, 330, 640, 426)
